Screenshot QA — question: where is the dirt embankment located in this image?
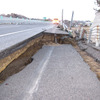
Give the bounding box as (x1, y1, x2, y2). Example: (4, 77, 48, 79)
(0, 36, 43, 83)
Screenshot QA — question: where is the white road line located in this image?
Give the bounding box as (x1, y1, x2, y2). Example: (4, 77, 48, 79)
(0, 28, 35, 37)
(24, 47, 54, 100)
(0, 25, 20, 29)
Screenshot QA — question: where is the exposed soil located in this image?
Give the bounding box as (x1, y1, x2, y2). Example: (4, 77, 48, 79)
(0, 42, 43, 83)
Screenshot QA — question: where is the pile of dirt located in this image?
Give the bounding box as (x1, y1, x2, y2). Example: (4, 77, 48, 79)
(60, 38, 77, 46)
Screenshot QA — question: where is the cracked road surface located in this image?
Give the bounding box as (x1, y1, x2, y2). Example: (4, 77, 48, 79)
(0, 45, 100, 100)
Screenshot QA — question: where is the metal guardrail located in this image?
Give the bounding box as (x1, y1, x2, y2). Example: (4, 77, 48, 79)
(63, 23, 68, 31)
(59, 21, 68, 31)
(87, 25, 100, 47)
(0, 16, 51, 25)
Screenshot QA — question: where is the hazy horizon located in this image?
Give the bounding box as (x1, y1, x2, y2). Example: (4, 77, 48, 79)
(0, 0, 96, 21)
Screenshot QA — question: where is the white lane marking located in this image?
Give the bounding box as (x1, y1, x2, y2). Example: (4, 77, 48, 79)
(0, 25, 20, 29)
(24, 47, 54, 100)
(0, 28, 35, 37)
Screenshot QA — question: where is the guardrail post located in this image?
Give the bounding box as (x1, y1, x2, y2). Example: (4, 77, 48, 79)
(70, 11, 74, 29)
(79, 27, 83, 39)
(62, 9, 63, 26)
(87, 28, 92, 43)
(54, 33, 57, 43)
(96, 25, 100, 46)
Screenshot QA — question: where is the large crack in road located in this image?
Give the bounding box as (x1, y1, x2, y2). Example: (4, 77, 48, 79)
(0, 32, 100, 84)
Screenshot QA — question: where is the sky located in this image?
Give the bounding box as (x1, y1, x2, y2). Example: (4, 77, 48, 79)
(0, 0, 96, 21)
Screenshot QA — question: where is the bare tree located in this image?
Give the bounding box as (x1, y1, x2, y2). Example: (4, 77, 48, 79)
(97, 0, 100, 6)
(94, 0, 100, 12)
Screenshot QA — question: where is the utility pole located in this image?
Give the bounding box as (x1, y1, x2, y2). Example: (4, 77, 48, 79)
(62, 9, 63, 25)
(70, 11, 74, 29)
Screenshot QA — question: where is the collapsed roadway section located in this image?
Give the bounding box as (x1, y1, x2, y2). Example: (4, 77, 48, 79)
(0, 26, 100, 100)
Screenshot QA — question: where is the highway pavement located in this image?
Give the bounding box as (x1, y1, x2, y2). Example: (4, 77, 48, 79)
(44, 27, 69, 34)
(0, 45, 100, 100)
(0, 23, 54, 52)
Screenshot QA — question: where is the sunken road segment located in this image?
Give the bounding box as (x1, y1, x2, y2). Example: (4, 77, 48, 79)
(0, 45, 100, 100)
(0, 32, 70, 83)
